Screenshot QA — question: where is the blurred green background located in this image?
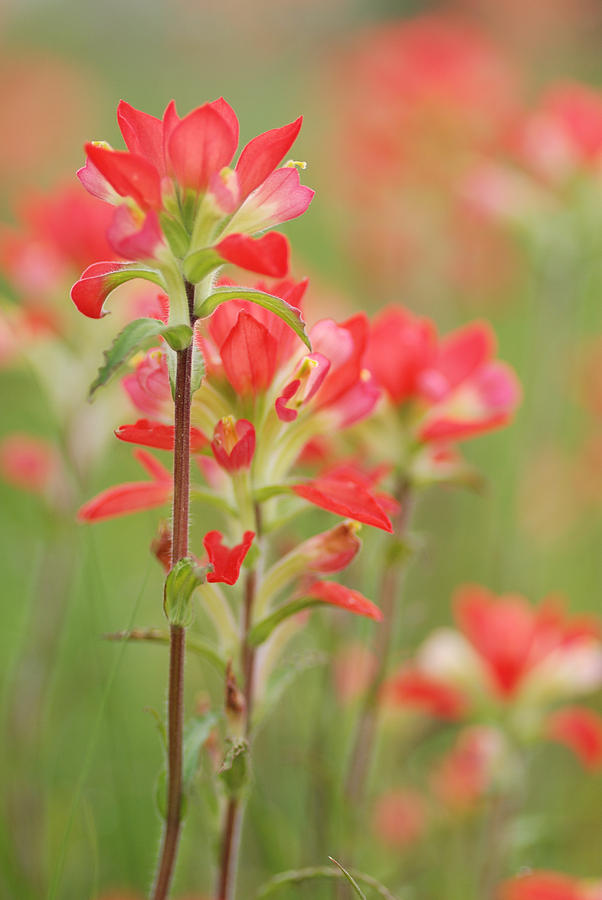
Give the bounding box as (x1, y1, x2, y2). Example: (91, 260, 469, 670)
(1, 1, 602, 898)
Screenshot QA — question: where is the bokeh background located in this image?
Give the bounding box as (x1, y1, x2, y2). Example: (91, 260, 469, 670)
(2, 1, 602, 898)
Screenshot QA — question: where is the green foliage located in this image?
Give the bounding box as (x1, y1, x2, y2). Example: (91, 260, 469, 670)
(219, 739, 250, 797)
(88, 317, 192, 397)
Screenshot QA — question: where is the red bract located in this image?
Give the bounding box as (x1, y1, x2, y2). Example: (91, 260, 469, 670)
(546, 706, 602, 769)
(77, 449, 172, 521)
(382, 667, 468, 720)
(211, 417, 255, 472)
(305, 580, 383, 622)
(115, 419, 207, 452)
(292, 471, 393, 533)
(365, 307, 436, 405)
(203, 530, 255, 585)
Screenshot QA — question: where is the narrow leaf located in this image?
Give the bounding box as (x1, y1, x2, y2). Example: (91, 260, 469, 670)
(196, 286, 311, 350)
(247, 597, 322, 646)
(182, 711, 219, 790)
(329, 858, 367, 900)
(104, 628, 226, 675)
(255, 865, 398, 900)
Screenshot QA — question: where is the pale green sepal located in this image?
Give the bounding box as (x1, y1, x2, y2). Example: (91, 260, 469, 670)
(161, 323, 193, 351)
(159, 213, 191, 258)
(163, 558, 210, 627)
(219, 738, 250, 797)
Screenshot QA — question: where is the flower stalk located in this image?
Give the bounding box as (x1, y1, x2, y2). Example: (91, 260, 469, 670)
(151, 280, 196, 900)
(345, 478, 414, 805)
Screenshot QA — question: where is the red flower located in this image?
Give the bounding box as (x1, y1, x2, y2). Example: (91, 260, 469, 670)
(72, 99, 314, 317)
(513, 82, 602, 183)
(304, 580, 383, 621)
(431, 726, 502, 812)
(296, 521, 362, 573)
(366, 307, 520, 444)
(453, 585, 600, 700)
(382, 666, 468, 720)
(0, 433, 57, 495)
(372, 789, 426, 849)
(365, 306, 436, 405)
(203, 530, 255, 585)
(499, 871, 588, 900)
(77, 449, 172, 522)
(210, 417, 255, 472)
(122, 349, 172, 419)
(292, 471, 393, 532)
(115, 419, 207, 452)
(546, 706, 602, 770)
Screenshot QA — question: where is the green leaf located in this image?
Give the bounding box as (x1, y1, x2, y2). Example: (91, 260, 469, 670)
(196, 287, 311, 350)
(218, 738, 250, 796)
(89, 317, 164, 397)
(255, 865, 398, 900)
(329, 859, 367, 900)
(247, 597, 323, 647)
(183, 247, 223, 283)
(89, 317, 192, 397)
(103, 628, 227, 675)
(182, 711, 219, 790)
(163, 558, 210, 627)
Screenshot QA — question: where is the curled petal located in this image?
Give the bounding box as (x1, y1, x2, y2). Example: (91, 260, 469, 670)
(204, 530, 255, 585)
(70, 261, 164, 319)
(293, 473, 393, 532)
(216, 232, 290, 278)
(167, 102, 238, 192)
(546, 707, 602, 769)
(84, 143, 162, 210)
(235, 116, 302, 199)
(305, 580, 382, 622)
(115, 419, 207, 452)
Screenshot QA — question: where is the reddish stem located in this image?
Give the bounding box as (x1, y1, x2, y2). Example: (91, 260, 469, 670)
(151, 284, 195, 900)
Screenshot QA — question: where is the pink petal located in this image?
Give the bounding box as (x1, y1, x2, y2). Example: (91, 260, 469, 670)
(305, 580, 383, 621)
(117, 100, 166, 175)
(107, 207, 164, 261)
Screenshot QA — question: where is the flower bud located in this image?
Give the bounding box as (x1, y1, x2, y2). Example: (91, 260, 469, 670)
(300, 521, 362, 573)
(211, 416, 255, 472)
